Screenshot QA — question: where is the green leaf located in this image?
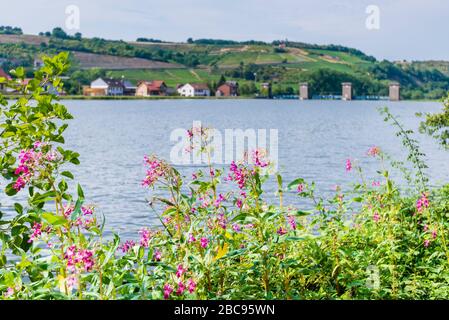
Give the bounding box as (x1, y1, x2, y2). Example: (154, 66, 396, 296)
(61, 171, 74, 179)
(287, 178, 305, 190)
(42, 213, 67, 226)
(77, 184, 85, 199)
(14, 203, 23, 214)
(5, 183, 18, 196)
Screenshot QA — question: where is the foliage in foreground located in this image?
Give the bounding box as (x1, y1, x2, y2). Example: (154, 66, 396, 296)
(0, 54, 449, 300)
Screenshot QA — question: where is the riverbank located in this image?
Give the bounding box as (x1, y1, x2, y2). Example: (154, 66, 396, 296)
(2, 94, 441, 102)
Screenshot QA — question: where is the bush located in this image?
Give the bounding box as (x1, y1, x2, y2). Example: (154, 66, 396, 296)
(0, 54, 448, 300)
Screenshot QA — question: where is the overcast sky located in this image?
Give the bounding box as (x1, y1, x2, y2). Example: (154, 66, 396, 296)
(1, 0, 448, 61)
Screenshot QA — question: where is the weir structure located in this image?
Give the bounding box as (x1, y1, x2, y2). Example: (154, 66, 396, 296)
(389, 82, 400, 101)
(298, 82, 401, 101)
(342, 82, 352, 101)
(299, 83, 309, 100)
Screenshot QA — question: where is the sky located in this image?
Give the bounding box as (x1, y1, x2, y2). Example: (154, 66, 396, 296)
(1, 0, 448, 61)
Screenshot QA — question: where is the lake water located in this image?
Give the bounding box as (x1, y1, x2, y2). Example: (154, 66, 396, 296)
(2, 100, 448, 239)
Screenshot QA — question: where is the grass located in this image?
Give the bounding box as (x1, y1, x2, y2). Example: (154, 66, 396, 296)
(106, 69, 222, 87)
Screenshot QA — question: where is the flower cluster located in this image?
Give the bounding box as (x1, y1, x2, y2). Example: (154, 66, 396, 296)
(139, 228, 152, 248)
(142, 156, 169, 187)
(163, 264, 197, 299)
(64, 245, 95, 273)
(28, 222, 42, 243)
(416, 193, 430, 213)
(119, 240, 136, 253)
(252, 149, 270, 168)
(13, 142, 61, 192)
(345, 159, 352, 172)
(367, 146, 381, 157)
(228, 161, 248, 189)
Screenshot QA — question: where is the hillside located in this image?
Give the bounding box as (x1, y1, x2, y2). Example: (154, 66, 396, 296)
(71, 52, 183, 70)
(0, 32, 448, 99)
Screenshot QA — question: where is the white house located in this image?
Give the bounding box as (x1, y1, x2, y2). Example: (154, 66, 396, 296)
(177, 83, 210, 97)
(90, 78, 124, 96)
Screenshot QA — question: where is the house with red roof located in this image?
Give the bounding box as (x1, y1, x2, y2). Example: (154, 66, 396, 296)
(136, 80, 168, 96)
(216, 81, 239, 97)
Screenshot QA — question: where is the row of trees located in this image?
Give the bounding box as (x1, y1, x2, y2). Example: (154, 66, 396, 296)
(0, 26, 23, 35)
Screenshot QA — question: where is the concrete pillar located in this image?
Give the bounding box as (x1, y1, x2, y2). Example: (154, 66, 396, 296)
(299, 83, 309, 100)
(342, 82, 352, 101)
(389, 82, 400, 101)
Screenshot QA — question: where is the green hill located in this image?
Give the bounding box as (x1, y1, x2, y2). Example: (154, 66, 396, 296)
(0, 29, 448, 99)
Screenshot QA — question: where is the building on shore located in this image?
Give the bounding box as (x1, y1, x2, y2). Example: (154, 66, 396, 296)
(342, 82, 352, 101)
(299, 83, 309, 100)
(216, 81, 239, 97)
(83, 78, 125, 96)
(389, 82, 400, 101)
(0, 67, 11, 92)
(123, 80, 137, 96)
(136, 80, 167, 96)
(177, 83, 210, 97)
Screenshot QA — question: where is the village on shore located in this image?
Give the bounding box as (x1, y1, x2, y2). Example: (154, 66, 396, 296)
(83, 78, 240, 98)
(1, 65, 402, 101)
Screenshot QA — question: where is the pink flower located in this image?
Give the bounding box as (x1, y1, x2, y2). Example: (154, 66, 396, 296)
(200, 237, 209, 249)
(232, 224, 241, 232)
(154, 250, 162, 261)
(287, 215, 297, 230)
(119, 240, 136, 253)
(4, 287, 14, 298)
(192, 173, 198, 180)
(142, 156, 166, 187)
(424, 239, 431, 248)
(64, 245, 95, 272)
(63, 205, 74, 219)
(187, 278, 196, 293)
(252, 149, 269, 168)
(81, 206, 93, 216)
(28, 222, 42, 243)
(139, 228, 151, 248)
(432, 230, 437, 239)
(66, 275, 78, 290)
(372, 181, 380, 187)
(46, 150, 61, 162)
(177, 281, 186, 295)
(13, 176, 27, 191)
(229, 161, 247, 189)
(163, 284, 173, 299)
(176, 264, 187, 278)
(80, 249, 95, 271)
(83, 217, 96, 229)
(163, 216, 172, 225)
(416, 193, 430, 213)
(277, 227, 288, 235)
(345, 159, 352, 172)
(188, 233, 196, 243)
(367, 146, 380, 157)
(33, 141, 42, 149)
(214, 194, 226, 208)
(217, 213, 227, 229)
(373, 212, 380, 223)
(236, 199, 243, 209)
(297, 184, 304, 193)
(14, 165, 29, 175)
